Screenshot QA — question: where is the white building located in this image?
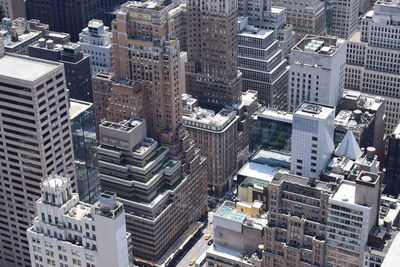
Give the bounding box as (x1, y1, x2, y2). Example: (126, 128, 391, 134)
(78, 19, 112, 75)
(27, 174, 130, 267)
(346, 0, 400, 134)
(291, 102, 335, 179)
(326, 171, 381, 267)
(288, 35, 346, 112)
(329, 0, 359, 39)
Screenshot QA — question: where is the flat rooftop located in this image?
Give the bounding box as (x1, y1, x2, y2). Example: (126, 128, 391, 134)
(100, 118, 144, 132)
(382, 231, 400, 267)
(331, 181, 356, 204)
(69, 99, 92, 120)
(0, 54, 61, 82)
(258, 108, 293, 124)
(214, 203, 248, 223)
(239, 28, 274, 39)
(237, 162, 277, 182)
(293, 35, 345, 55)
(294, 102, 335, 119)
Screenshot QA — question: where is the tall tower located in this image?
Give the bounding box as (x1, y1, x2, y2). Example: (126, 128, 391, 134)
(0, 51, 76, 266)
(185, 0, 243, 110)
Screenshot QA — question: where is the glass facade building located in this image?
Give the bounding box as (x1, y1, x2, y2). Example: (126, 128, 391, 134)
(69, 99, 100, 203)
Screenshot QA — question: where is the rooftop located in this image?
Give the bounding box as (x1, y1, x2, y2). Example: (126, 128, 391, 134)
(293, 35, 345, 55)
(214, 202, 248, 223)
(258, 108, 293, 124)
(331, 181, 356, 204)
(183, 107, 238, 132)
(237, 162, 277, 182)
(0, 54, 61, 82)
(382, 231, 400, 267)
(100, 118, 144, 132)
(69, 99, 92, 120)
(294, 102, 335, 119)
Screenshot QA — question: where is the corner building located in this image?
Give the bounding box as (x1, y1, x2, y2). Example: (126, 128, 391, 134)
(0, 49, 76, 266)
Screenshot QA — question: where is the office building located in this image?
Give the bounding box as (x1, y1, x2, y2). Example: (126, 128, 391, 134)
(291, 102, 335, 179)
(97, 118, 207, 262)
(384, 123, 400, 197)
(29, 40, 93, 102)
(263, 172, 336, 267)
(238, 0, 295, 58)
(28, 19, 71, 44)
(78, 19, 112, 75)
(0, 0, 25, 20)
(0, 46, 76, 266)
(182, 95, 239, 196)
(326, 171, 381, 267)
(25, 0, 105, 41)
(238, 17, 289, 109)
(329, 0, 359, 39)
(186, 0, 243, 110)
(0, 17, 42, 54)
(69, 99, 100, 204)
(27, 174, 130, 267)
(345, 0, 400, 134)
(288, 35, 346, 112)
(273, 0, 326, 41)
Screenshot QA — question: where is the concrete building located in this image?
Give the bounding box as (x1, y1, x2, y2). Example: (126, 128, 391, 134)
(78, 20, 112, 75)
(27, 174, 130, 267)
(28, 19, 71, 44)
(384, 123, 400, 197)
(264, 172, 337, 267)
(0, 0, 25, 20)
(29, 40, 93, 102)
(238, 17, 289, 109)
(0, 17, 42, 54)
(329, 0, 359, 39)
(288, 35, 346, 112)
(182, 95, 239, 196)
(326, 171, 381, 267)
(97, 118, 207, 262)
(273, 0, 326, 41)
(345, 0, 400, 134)
(186, 0, 243, 110)
(0, 48, 76, 266)
(69, 99, 100, 204)
(238, 0, 295, 58)
(291, 102, 335, 179)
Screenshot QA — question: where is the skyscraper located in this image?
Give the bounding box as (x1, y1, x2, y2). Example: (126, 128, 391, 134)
(384, 123, 400, 197)
(329, 0, 359, 39)
(291, 102, 335, 179)
(288, 35, 346, 112)
(185, 0, 243, 110)
(345, 0, 400, 134)
(0, 43, 76, 266)
(27, 175, 130, 267)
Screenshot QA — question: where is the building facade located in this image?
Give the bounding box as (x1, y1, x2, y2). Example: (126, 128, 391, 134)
(345, 0, 400, 134)
(97, 118, 207, 262)
(273, 0, 326, 41)
(0, 48, 76, 266)
(288, 35, 346, 112)
(384, 123, 400, 197)
(70, 99, 100, 204)
(27, 174, 130, 267)
(329, 0, 359, 39)
(78, 19, 112, 75)
(185, 0, 243, 110)
(238, 17, 289, 109)
(291, 102, 335, 179)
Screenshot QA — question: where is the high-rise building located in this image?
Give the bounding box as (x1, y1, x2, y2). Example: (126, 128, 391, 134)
(238, 17, 289, 109)
(273, 0, 326, 41)
(0, 0, 25, 20)
(29, 40, 93, 102)
(69, 99, 100, 204)
(27, 174, 130, 267)
(345, 0, 400, 134)
(291, 102, 335, 179)
(288, 35, 346, 112)
(78, 20, 112, 75)
(185, 0, 243, 110)
(326, 171, 381, 267)
(263, 172, 336, 267)
(329, 0, 359, 39)
(384, 123, 400, 197)
(97, 118, 207, 262)
(182, 95, 239, 196)
(238, 0, 295, 58)
(0, 46, 76, 266)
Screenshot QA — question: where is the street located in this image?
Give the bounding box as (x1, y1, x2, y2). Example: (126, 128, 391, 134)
(175, 212, 214, 267)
